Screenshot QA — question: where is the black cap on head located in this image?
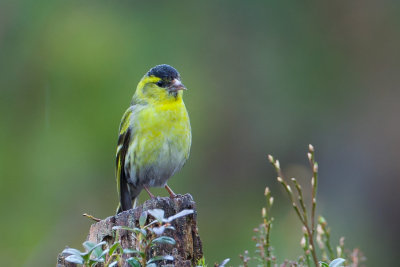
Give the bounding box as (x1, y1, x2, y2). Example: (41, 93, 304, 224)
(147, 64, 180, 80)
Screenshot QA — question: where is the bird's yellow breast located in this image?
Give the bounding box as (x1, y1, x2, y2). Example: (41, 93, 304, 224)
(133, 97, 191, 168)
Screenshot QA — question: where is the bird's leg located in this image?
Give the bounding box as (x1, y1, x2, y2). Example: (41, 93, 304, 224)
(143, 185, 155, 198)
(165, 184, 177, 198)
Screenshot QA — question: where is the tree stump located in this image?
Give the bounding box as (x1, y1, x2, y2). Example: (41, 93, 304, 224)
(57, 194, 203, 267)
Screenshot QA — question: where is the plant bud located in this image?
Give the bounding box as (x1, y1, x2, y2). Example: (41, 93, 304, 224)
(300, 236, 306, 248)
(309, 144, 314, 152)
(264, 187, 270, 196)
(317, 224, 323, 235)
(340, 237, 345, 246)
(269, 197, 274, 206)
(337, 246, 342, 256)
(313, 162, 318, 173)
(316, 233, 323, 248)
(286, 185, 292, 193)
(275, 160, 280, 169)
(302, 226, 308, 234)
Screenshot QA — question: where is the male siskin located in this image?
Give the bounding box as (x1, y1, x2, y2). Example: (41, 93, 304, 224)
(115, 64, 191, 213)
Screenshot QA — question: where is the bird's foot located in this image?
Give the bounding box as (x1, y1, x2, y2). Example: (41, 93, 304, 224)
(165, 184, 177, 198)
(144, 185, 155, 198)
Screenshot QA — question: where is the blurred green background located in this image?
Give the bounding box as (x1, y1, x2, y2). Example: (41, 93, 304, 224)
(1, 1, 399, 266)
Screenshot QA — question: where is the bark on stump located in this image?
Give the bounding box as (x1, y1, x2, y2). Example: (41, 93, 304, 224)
(57, 194, 203, 267)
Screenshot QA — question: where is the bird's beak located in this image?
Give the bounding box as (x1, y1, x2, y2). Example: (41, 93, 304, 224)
(169, 79, 187, 92)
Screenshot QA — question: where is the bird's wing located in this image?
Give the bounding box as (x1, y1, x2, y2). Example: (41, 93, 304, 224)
(116, 107, 134, 211)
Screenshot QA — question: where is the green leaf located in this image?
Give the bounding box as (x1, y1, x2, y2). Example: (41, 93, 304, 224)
(319, 262, 329, 267)
(62, 248, 82, 256)
(83, 241, 106, 253)
(112, 226, 146, 238)
(109, 261, 119, 267)
(139, 211, 148, 227)
(65, 254, 84, 264)
(108, 242, 120, 256)
(99, 248, 109, 259)
(329, 258, 346, 267)
(147, 255, 174, 264)
(112, 225, 136, 232)
(89, 257, 104, 264)
(127, 257, 141, 267)
(148, 209, 164, 223)
(82, 241, 105, 260)
(78, 241, 106, 261)
(151, 236, 176, 245)
(196, 256, 206, 266)
(132, 227, 147, 237)
(219, 258, 230, 267)
(82, 241, 97, 251)
(123, 248, 141, 254)
(91, 242, 106, 258)
(164, 209, 194, 222)
(152, 225, 166, 235)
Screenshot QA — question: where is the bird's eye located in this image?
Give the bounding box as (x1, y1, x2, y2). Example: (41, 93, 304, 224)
(156, 81, 164, 87)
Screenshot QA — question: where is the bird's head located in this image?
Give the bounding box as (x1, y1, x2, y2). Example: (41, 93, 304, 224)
(134, 64, 186, 103)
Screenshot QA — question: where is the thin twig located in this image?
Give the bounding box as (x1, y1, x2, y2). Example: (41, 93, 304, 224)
(83, 213, 101, 222)
(277, 177, 306, 225)
(291, 177, 308, 225)
(319, 217, 334, 259)
(308, 144, 318, 237)
(268, 150, 319, 267)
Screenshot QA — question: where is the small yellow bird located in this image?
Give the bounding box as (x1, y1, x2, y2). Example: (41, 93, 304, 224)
(115, 64, 191, 213)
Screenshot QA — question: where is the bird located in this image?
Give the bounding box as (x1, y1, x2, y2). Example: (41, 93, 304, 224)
(115, 64, 191, 214)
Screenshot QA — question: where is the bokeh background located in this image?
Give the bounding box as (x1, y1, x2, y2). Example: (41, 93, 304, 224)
(1, 1, 399, 266)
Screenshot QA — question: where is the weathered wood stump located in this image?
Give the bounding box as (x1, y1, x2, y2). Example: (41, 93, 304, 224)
(57, 194, 203, 267)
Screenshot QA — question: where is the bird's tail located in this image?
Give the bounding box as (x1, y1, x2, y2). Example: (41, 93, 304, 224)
(116, 182, 142, 214)
(116, 203, 123, 214)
